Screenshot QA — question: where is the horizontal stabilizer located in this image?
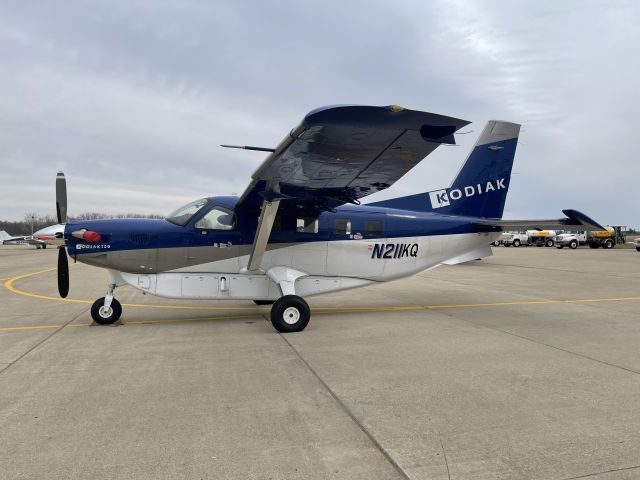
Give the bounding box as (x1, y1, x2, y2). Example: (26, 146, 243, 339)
(474, 209, 605, 231)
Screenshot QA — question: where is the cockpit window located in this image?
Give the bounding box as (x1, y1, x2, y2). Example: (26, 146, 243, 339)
(166, 198, 208, 226)
(195, 206, 236, 230)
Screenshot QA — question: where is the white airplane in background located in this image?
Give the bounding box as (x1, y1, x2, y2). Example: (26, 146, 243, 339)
(1, 224, 66, 249)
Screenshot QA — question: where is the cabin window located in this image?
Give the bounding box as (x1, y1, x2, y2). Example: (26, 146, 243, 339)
(296, 217, 318, 234)
(195, 206, 236, 230)
(333, 219, 351, 235)
(365, 220, 383, 237)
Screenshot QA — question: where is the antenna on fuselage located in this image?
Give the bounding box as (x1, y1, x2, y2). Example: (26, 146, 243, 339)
(220, 144, 275, 153)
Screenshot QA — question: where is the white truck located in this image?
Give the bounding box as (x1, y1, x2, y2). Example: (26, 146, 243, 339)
(555, 227, 617, 249)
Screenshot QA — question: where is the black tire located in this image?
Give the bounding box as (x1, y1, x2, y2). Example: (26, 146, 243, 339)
(569, 240, 578, 249)
(91, 297, 122, 325)
(588, 243, 599, 249)
(504, 243, 511, 247)
(557, 245, 564, 249)
(636, 247, 640, 252)
(42, 244, 47, 249)
(513, 239, 521, 247)
(253, 300, 275, 305)
(270, 295, 310, 333)
(546, 239, 554, 247)
(604, 239, 614, 249)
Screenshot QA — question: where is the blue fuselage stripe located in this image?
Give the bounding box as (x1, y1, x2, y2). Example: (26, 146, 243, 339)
(64, 199, 495, 255)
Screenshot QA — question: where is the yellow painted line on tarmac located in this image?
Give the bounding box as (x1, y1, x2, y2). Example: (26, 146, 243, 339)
(0, 324, 87, 332)
(2, 267, 640, 333)
(313, 296, 640, 313)
(3, 268, 258, 310)
(0, 314, 263, 332)
(4, 268, 93, 305)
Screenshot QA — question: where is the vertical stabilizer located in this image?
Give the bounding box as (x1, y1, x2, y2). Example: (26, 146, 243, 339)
(369, 120, 520, 218)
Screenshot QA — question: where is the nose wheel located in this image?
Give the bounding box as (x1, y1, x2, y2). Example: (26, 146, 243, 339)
(91, 297, 122, 324)
(270, 295, 310, 333)
(90, 283, 122, 325)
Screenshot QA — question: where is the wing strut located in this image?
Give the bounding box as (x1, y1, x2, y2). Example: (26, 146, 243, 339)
(246, 197, 280, 272)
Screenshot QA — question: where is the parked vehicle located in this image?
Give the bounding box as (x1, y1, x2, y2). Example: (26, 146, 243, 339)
(528, 230, 556, 247)
(501, 230, 556, 247)
(501, 231, 529, 247)
(556, 226, 624, 249)
(555, 231, 586, 249)
(491, 232, 510, 246)
(635, 237, 640, 252)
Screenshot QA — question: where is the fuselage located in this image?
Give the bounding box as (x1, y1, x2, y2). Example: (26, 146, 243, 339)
(64, 196, 499, 295)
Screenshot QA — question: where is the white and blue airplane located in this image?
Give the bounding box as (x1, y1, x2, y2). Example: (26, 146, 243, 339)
(43, 105, 602, 332)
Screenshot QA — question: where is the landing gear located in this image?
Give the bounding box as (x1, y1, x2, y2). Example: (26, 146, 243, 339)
(270, 295, 310, 333)
(91, 283, 122, 325)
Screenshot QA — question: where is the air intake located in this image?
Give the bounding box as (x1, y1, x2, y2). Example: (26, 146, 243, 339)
(130, 233, 149, 245)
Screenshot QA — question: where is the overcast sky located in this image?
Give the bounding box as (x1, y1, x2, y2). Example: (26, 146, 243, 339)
(1, 0, 638, 227)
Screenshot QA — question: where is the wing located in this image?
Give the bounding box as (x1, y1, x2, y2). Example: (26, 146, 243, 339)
(236, 104, 469, 272)
(236, 105, 470, 213)
(474, 209, 605, 231)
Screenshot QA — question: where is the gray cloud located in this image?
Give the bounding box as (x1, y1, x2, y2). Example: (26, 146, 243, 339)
(0, 0, 638, 227)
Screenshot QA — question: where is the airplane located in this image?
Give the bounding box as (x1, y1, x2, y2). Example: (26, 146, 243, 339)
(38, 105, 603, 332)
(0, 229, 58, 249)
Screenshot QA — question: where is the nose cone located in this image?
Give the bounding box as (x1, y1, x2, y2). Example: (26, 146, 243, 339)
(33, 223, 66, 246)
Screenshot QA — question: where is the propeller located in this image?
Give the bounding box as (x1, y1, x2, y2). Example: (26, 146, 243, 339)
(55, 171, 69, 298)
(56, 171, 67, 224)
(58, 245, 69, 298)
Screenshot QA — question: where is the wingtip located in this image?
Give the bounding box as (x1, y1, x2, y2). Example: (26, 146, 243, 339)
(562, 209, 606, 230)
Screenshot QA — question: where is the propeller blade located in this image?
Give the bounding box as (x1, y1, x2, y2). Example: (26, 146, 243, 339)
(56, 171, 67, 224)
(57, 246, 69, 298)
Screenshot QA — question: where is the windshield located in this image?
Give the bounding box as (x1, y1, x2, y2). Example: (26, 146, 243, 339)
(166, 198, 208, 226)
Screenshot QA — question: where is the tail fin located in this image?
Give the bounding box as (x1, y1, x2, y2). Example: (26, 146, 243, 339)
(369, 120, 520, 218)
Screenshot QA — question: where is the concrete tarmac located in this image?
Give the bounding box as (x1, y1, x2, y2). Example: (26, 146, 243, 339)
(1, 244, 639, 479)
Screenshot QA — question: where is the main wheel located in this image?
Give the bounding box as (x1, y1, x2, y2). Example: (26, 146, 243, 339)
(546, 239, 554, 247)
(569, 240, 578, 249)
(513, 239, 521, 247)
(636, 247, 640, 252)
(270, 295, 310, 333)
(604, 239, 614, 249)
(91, 297, 122, 325)
(42, 244, 47, 249)
(253, 300, 275, 305)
